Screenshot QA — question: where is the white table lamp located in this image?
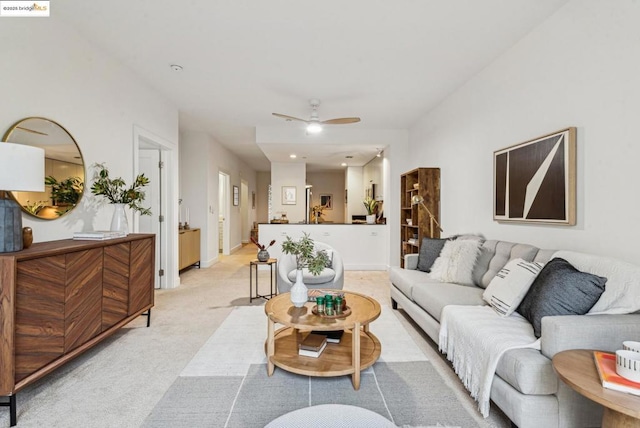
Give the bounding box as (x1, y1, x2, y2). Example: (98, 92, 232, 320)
(0, 143, 45, 252)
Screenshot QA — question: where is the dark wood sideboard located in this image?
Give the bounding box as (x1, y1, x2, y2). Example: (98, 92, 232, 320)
(0, 233, 155, 426)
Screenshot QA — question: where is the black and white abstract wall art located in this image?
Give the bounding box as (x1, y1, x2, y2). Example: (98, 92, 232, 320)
(494, 127, 576, 225)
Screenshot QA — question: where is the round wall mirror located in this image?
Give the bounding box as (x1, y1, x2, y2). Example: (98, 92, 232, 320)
(3, 117, 85, 220)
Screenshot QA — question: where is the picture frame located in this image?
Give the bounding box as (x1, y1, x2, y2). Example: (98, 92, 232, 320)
(233, 185, 239, 206)
(494, 127, 576, 225)
(282, 186, 296, 205)
(320, 194, 333, 210)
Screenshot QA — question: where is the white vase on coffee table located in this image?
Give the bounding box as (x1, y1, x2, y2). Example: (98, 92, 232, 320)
(290, 269, 308, 308)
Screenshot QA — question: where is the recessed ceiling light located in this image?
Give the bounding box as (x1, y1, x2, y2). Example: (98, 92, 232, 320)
(170, 64, 183, 72)
(289, 154, 297, 159)
(341, 162, 347, 167)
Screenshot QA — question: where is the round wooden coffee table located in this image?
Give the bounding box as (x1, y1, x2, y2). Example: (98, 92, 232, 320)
(264, 290, 381, 390)
(553, 349, 640, 428)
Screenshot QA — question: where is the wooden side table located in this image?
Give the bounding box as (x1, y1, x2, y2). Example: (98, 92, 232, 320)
(249, 258, 277, 302)
(552, 349, 640, 428)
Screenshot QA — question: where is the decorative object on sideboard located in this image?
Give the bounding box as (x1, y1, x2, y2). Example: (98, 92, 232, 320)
(251, 237, 276, 262)
(2, 117, 85, 220)
(22, 227, 33, 248)
(493, 127, 576, 225)
(0, 142, 44, 253)
(90, 163, 151, 235)
(363, 197, 378, 224)
(411, 195, 443, 238)
(281, 233, 330, 307)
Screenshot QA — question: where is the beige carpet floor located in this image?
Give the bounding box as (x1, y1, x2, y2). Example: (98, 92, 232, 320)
(1, 244, 511, 428)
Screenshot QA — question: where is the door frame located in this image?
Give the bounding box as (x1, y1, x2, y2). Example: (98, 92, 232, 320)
(219, 171, 230, 255)
(133, 125, 178, 289)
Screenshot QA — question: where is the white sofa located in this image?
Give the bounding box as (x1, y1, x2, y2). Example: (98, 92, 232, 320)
(389, 239, 640, 428)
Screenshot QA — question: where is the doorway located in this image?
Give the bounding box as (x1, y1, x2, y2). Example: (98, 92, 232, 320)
(241, 180, 249, 243)
(138, 148, 162, 288)
(218, 171, 230, 255)
(134, 126, 177, 289)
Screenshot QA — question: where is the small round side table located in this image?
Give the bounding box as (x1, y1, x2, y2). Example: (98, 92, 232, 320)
(249, 258, 277, 302)
(553, 349, 640, 428)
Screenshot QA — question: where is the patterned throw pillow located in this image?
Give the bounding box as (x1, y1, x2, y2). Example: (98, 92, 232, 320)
(482, 258, 544, 317)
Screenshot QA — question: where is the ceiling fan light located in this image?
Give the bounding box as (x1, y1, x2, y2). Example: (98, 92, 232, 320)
(306, 123, 322, 134)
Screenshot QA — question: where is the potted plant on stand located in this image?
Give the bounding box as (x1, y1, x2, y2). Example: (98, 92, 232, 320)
(90, 163, 151, 235)
(281, 232, 330, 307)
(363, 197, 378, 224)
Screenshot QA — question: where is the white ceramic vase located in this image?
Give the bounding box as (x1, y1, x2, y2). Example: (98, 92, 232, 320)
(366, 214, 376, 224)
(110, 203, 129, 235)
(290, 269, 308, 308)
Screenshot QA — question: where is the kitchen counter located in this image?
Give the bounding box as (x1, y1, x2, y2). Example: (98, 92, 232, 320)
(258, 223, 388, 270)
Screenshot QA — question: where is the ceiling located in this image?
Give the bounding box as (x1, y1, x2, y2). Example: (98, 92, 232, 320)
(56, 0, 569, 172)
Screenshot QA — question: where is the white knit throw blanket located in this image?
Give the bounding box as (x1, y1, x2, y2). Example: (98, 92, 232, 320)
(439, 305, 540, 418)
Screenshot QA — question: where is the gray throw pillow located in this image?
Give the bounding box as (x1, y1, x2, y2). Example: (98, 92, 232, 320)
(516, 257, 607, 338)
(416, 238, 447, 272)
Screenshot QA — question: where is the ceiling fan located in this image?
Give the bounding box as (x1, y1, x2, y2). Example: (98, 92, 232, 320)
(272, 99, 360, 133)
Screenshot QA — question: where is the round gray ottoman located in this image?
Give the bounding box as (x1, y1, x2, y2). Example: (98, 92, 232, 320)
(264, 404, 396, 427)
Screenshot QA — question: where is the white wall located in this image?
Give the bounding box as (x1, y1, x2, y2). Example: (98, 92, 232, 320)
(0, 18, 181, 283)
(408, 0, 640, 265)
(256, 171, 271, 223)
(306, 171, 345, 223)
(345, 167, 364, 221)
(180, 130, 257, 263)
(271, 162, 306, 223)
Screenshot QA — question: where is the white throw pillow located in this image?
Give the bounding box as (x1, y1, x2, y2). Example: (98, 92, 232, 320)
(429, 239, 481, 286)
(483, 258, 544, 317)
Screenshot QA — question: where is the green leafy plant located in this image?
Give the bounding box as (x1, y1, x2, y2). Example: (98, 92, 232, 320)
(24, 200, 48, 215)
(90, 163, 151, 215)
(45, 176, 84, 205)
(281, 232, 329, 275)
(363, 197, 378, 215)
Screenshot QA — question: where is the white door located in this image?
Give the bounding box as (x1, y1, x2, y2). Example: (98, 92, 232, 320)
(138, 149, 163, 288)
(219, 172, 230, 255)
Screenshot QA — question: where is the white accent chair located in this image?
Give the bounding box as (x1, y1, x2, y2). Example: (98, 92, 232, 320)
(277, 241, 344, 293)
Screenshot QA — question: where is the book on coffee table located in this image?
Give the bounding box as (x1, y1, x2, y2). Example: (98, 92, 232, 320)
(299, 333, 327, 358)
(311, 330, 344, 344)
(593, 351, 640, 396)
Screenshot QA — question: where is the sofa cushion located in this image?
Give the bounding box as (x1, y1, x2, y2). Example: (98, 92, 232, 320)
(483, 259, 544, 317)
(412, 282, 485, 322)
(474, 241, 541, 288)
(472, 245, 495, 288)
(417, 237, 447, 272)
(429, 239, 481, 286)
(517, 258, 607, 338)
(495, 348, 558, 395)
(287, 268, 336, 285)
(389, 266, 440, 300)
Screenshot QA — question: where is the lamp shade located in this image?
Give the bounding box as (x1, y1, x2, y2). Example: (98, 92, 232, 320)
(0, 142, 45, 191)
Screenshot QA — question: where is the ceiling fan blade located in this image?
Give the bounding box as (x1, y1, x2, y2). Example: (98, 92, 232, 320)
(321, 117, 361, 125)
(272, 113, 308, 123)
